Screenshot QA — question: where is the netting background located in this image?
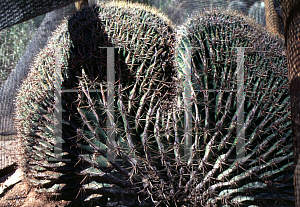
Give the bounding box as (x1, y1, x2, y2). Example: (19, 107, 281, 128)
(0, 0, 277, 169)
(0, 2, 78, 169)
(276, 0, 300, 203)
(0, 0, 77, 31)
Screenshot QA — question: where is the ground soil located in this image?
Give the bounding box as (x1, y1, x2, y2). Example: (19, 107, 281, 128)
(0, 135, 70, 206)
(0, 175, 71, 207)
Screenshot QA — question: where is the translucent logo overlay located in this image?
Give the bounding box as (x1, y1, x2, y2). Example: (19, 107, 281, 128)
(54, 46, 246, 162)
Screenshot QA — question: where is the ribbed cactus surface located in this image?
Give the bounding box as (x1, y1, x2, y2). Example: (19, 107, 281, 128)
(15, 2, 177, 206)
(176, 9, 293, 206)
(14, 2, 293, 207)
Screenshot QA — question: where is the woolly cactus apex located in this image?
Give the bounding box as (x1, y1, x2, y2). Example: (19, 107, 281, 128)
(248, 1, 266, 27)
(175, 9, 293, 206)
(15, 2, 177, 206)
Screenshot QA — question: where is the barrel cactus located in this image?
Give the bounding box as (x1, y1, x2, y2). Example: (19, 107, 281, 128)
(15, 1, 177, 206)
(14, 1, 293, 207)
(248, 1, 266, 27)
(175, 9, 293, 206)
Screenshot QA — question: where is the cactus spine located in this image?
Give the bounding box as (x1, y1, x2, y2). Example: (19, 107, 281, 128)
(14, 2, 293, 207)
(175, 9, 293, 206)
(15, 1, 177, 206)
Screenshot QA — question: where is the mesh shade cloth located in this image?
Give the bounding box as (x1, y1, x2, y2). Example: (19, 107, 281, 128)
(0, 0, 76, 31)
(276, 0, 300, 204)
(265, 0, 282, 35)
(273, 0, 283, 20)
(273, 0, 300, 39)
(271, 0, 284, 35)
(0, 4, 77, 135)
(128, 0, 259, 25)
(288, 8, 300, 207)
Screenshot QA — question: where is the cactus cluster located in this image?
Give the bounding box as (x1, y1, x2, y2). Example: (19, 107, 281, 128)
(14, 1, 293, 207)
(248, 1, 266, 27)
